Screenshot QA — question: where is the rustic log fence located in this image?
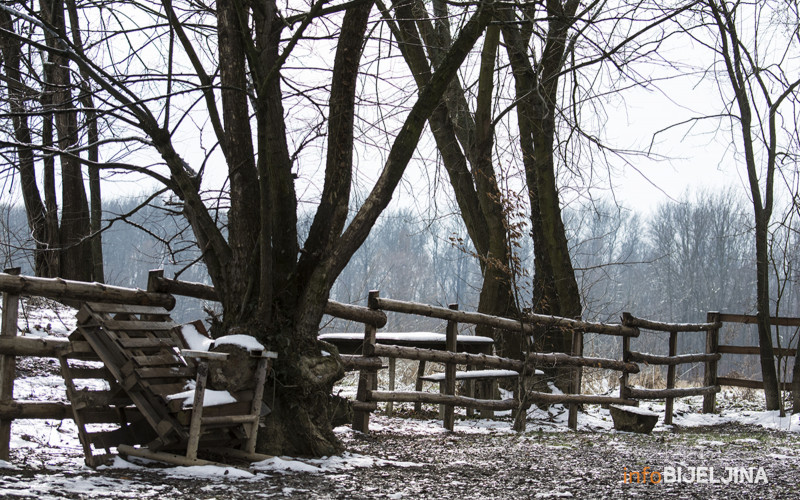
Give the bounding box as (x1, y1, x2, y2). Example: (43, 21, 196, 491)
(0, 267, 797, 457)
(713, 314, 798, 402)
(620, 312, 722, 424)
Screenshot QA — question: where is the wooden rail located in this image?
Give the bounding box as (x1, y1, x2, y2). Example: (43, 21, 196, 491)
(6, 268, 796, 441)
(371, 296, 639, 337)
(146, 270, 388, 327)
(713, 313, 798, 401)
(621, 312, 721, 424)
(0, 271, 175, 310)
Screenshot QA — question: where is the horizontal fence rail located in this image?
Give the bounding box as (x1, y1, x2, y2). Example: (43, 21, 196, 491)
(1, 269, 798, 445)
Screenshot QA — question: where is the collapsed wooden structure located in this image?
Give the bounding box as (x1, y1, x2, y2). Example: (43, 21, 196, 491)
(0, 268, 796, 467)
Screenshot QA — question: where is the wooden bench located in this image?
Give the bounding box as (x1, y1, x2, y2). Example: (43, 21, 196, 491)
(64, 302, 277, 467)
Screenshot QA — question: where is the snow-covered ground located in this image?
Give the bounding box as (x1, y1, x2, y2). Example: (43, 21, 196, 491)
(1, 300, 799, 498)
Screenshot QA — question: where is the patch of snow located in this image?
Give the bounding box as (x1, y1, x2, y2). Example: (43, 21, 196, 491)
(610, 404, 658, 416)
(161, 464, 256, 479)
(180, 324, 213, 352)
(213, 334, 265, 352)
(165, 383, 237, 408)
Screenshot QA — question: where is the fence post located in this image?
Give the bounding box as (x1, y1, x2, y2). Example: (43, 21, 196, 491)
(0, 267, 21, 460)
(665, 330, 677, 425)
(353, 290, 380, 432)
(443, 304, 458, 431)
(703, 311, 720, 413)
(620, 313, 633, 402)
(568, 327, 584, 430)
(386, 358, 396, 417)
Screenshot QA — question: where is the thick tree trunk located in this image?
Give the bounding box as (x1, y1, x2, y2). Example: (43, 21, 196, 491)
(43, 0, 92, 281)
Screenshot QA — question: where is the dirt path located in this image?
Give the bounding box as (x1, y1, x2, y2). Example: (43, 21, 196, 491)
(2, 418, 798, 499)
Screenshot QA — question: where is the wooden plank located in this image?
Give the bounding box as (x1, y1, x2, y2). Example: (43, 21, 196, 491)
(369, 390, 519, 411)
(420, 370, 519, 382)
(627, 385, 720, 399)
(118, 444, 236, 469)
(86, 303, 171, 316)
(0, 272, 175, 310)
(103, 320, 177, 331)
(526, 391, 640, 407)
(718, 345, 797, 357)
(353, 293, 379, 433)
(718, 313, 800, 327)
(622, 314, 720, 332)
(0, 267, 20, 461)
(244, 357, 269, 453)
(135, 366, 195, 379)
(568, 329, 584, 430)
(665, 331, 677, 425)
(186, 361, 209, 460)
(628, 351, 721, 365)
(118, 337, 179, 349)
(443, 304, 458, 431)
(201, 414, 259, 426)
(373, 296, 639, 337)
(370, 344, 524, 371)
(716, 377, 794, 391)
(132, 353, 184, 366)
(65, 367, 114, 380)
(148, 382, 192, 398)
(414, 360, 426, 413)
(703, 312, 720, 414)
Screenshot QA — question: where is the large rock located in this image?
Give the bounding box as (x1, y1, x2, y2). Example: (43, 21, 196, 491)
(610, 405, 659, 434)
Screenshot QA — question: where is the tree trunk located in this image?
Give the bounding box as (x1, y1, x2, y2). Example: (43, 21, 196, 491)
(755, 210, 781, 410)
(42, 0, 92, 281)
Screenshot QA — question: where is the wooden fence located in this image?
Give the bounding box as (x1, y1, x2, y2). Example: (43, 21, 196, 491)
(0, 268, 798, 454)
(714, 313, 799, 401)
(148, 272, 642, 431)
(620, 312, 722, 424)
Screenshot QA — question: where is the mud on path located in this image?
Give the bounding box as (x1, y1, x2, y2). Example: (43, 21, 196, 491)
(1, 416, 798, 499)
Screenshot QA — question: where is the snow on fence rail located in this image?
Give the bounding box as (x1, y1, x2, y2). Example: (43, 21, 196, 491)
(620, 312, 722, 424)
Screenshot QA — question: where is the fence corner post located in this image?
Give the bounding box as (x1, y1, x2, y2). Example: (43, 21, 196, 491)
(0, 267, 21, 460)
(567, 326, 584, 430)
(619, 313, 633, 402)
(353, 291, 380, 433)
(703, 311, 720, 414)
(443, 303, 458, 431)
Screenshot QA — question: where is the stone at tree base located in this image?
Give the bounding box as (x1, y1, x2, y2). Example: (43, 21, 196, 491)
(610, 405, 659, 434)
(207, 344, 258, 392)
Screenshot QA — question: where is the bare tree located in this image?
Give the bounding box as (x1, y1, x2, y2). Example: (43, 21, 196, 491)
(689, 0, 800, 410)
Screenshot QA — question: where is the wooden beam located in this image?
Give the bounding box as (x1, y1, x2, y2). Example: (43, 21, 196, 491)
(716, 377, 794, 391)
(368, 390, 518, 411)
(622, 313, 720, 332)
(149, 272, 387, 326)
(718, 313, 800, 327)
(627, 385, 720, 399)
(718, 345, 797, 357)
(0, 267, 20, 460)
(627, 351, 721, 366)
(526, 391, 639, 407)
(0, 272, 175, 309)
(527, 352, 640, 374)
(373, 297, 639, 337)
(0, 336, 93, 357)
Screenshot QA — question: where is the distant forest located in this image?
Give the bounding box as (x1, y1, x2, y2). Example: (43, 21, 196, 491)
(2, 189, 799, 382)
